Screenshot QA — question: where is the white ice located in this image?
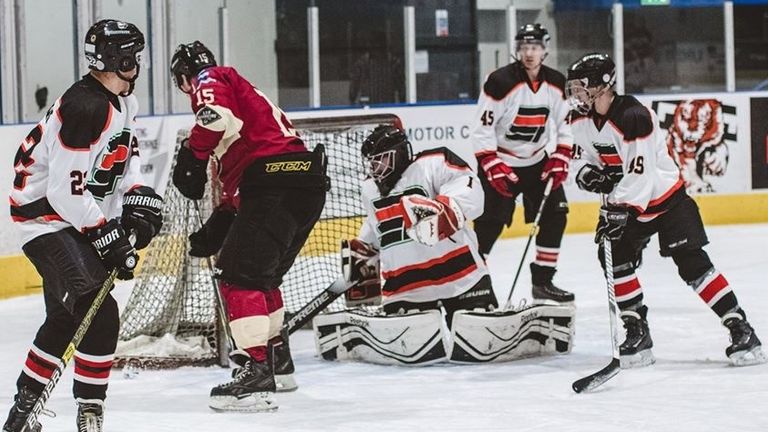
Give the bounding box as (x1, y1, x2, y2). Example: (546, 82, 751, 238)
(2, 224, 767, 432)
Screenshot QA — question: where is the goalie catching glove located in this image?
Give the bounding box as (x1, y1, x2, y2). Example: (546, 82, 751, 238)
(341, 239, 381, 306)
(400, 195, 466, 246)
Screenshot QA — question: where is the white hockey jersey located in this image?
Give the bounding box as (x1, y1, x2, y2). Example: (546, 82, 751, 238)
(359, 147, 488, 305)
(471, 62, 573, 167)
(10, 74, 145, 245)
(570, 95, 685, 220)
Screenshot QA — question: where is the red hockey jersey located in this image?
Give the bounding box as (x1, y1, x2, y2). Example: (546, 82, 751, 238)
(186, 66, 306, 200)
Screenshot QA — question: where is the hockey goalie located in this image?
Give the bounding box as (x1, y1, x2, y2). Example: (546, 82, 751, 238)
(313, 125, 574, 365)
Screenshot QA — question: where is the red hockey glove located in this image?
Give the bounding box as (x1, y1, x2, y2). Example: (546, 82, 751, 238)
(400, 195, 466, 246)
(477, 153, 518, 197)
(541, 145, 571, 190)
(341, 239, 381, 307)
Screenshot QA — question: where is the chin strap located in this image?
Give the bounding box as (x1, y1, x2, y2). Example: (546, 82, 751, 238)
(116, 65, 141, 96)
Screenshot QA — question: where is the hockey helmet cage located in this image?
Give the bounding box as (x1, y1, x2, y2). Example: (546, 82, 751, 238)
(84, 19, 145, 74)
(361, 125, 412, 195)
(171, 41, 217, 90)
(515, 23, 550, 50)
(566, 53, 616, 114)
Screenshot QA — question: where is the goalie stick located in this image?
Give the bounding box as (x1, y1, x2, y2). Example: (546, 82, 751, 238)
(24, 268, 120, 432)
(284, 276, 360, 335)
(572, 197, 622, 393)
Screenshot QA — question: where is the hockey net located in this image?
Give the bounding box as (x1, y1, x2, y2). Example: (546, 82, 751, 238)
(114, 114, 399, 369)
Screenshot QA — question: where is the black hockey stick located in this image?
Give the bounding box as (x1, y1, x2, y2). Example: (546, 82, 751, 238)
(504, 177, 554, 310)
(192, 200, 235, 363)
(23, 268, 120, 432)
(284, 276, 360, 335)
(572, 199, 622, 393)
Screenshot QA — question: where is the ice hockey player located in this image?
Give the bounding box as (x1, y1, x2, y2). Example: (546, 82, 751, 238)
(3, 20, 161, 432)
(566, 52, 766, 367)
(470, 23, 574, 304)
(313, 125, 575, 365)
(169, 41, 328, 411)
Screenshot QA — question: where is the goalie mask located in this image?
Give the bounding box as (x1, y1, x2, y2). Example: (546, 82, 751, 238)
(361, 125, 412, 195)
(84, 19, 145, 96)
(171, 41, 217, 93)
(566, 53, 616, 115)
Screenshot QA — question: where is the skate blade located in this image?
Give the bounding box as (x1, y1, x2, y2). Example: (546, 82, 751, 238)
(209, 393, 279, 412)
(276, 374, 298, 392)
(729, 346, 768, 367)
(620, 349, 655, 369)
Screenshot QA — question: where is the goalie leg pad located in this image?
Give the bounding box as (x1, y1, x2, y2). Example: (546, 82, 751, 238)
(313, 310, 447, 366)
(448, 304, 575, 364)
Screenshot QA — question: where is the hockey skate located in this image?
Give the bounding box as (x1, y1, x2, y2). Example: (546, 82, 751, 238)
(76, 399, 104, 432)
(722, 311, 767, 367)
(619, 305, 655, 369)
(273, 329, 298, 392)
(531, 264, 574, 304)
(2, 387, 42, 432)
(209, 360, 278, 412)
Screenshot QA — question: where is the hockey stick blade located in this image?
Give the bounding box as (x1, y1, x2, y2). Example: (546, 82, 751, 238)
(572, 358, 620, 393)
(284, 276, 359, 335)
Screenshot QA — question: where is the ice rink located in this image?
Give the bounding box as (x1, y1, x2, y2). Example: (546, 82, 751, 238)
(1, 224, 767, 432)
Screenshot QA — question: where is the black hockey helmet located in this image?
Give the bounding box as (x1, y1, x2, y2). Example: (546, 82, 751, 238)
(566, 53, 616, 114)
(84, 19, 145, 85)
(171, 41, 217, 91)
(361, 125, 412, 195)
(515, 23, 550, 50)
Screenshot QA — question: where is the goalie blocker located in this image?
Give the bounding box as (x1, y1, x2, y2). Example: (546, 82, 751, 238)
(313, 304, 574, 365)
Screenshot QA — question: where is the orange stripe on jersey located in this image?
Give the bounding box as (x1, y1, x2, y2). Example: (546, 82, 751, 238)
(599, 154, 622, 166)
(648, 178, 684, 207)
(383, 245, 471, 279)
(514, 115, 546, 126)
(374, 203, 405, 222)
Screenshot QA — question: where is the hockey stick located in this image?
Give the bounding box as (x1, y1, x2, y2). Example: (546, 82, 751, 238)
(503, 177, 554, 310)
(284, 276, 360, 335)
(23, 268, 120, 432)
(192, 200, 235, 362)
(572, 196, 622, 393)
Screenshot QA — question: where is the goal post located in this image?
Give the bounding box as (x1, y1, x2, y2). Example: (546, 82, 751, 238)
(114, 113, 400, 369)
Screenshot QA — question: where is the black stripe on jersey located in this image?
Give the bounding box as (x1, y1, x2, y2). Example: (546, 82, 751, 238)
(506, 106, 550, 142)
(373, 186, 427, 249)
(383, 247, 477, 295)
(373, 186, 427, 209)
(414, 147, 470, 169)
(592, 142, 624, 180)
(10, 197, 61, 222)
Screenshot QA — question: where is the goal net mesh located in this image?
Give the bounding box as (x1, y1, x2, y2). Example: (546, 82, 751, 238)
(115, 114, 398, 368)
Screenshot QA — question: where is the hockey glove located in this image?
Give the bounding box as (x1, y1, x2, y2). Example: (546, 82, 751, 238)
(172, 141, 208, 200)
(541, 146, 571, 190)
(122, 186, 164, 250)
(400, 195, 466, 246)
(341, 238, 381, 307)
(477, 153, 518, 197)
(86, 219, 138, 280)
(576, 164, 616, 194)
(595, 206, 629, 243)
(189, 204, 236, 257)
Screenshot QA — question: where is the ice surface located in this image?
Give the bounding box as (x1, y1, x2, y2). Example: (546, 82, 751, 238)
(2, 224, 767, 431)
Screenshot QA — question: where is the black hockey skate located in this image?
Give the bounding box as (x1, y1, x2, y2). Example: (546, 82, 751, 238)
(76, 399, 104, 432)
(2, 387, 42, 432)
(273, 328, 298, 392)
(531, 264, 574, 304)
(210, 360, 278, 412)
(619, 305, 655, 369)
(722, 311, 767, 366)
